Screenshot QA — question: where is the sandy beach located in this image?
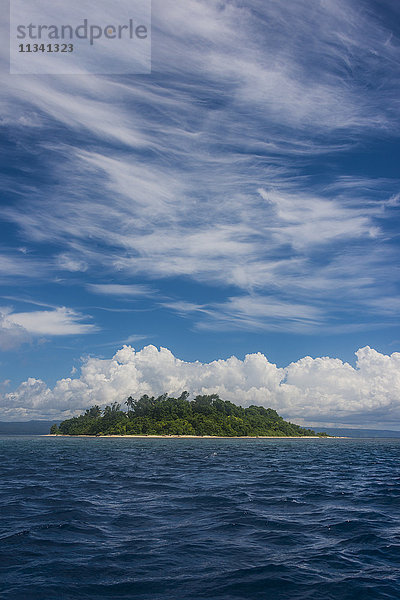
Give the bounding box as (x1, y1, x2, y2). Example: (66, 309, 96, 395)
(44, 434, 345, 439)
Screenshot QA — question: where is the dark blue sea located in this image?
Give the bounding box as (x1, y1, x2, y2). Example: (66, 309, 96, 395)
(1, 437, 399, 600)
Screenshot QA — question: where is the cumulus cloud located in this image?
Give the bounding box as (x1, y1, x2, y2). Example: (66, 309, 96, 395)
(2, 344, 400, 428)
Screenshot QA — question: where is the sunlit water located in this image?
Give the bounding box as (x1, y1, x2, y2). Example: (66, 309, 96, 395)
(1, 436, 399, 599)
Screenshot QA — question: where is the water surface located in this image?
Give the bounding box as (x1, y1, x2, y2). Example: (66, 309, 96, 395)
(1, 436, 399, 599)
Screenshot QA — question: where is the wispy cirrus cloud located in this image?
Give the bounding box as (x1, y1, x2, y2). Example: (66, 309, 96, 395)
(164, 295, 325, 333)
(0, 0, 399, 336)
(3, 144, 397, 332)
(0, 254, 46, 280)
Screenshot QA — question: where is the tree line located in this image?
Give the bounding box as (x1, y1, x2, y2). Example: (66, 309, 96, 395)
(50, 392, 327, 437)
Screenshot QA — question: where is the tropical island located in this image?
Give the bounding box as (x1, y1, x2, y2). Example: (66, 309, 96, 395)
(50, 392, 328, 437)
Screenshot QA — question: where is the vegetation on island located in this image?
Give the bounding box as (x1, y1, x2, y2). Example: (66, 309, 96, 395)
(50, 392, 328, 437)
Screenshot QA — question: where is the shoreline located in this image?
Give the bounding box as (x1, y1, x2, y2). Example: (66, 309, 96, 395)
(43, 434, 346, 439)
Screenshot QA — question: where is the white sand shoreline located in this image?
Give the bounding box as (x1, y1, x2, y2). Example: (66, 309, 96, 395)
(43, 434, 347, 439)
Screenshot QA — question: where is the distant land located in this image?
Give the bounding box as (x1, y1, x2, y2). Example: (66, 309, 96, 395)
(315, 427, 400, 438)
(0, 421, 60, 435)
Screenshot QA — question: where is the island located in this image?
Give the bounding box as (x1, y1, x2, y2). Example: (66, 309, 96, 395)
(50, 392, 328, 437)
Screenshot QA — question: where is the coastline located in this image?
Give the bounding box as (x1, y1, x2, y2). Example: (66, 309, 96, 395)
(43, 434, 346, 439)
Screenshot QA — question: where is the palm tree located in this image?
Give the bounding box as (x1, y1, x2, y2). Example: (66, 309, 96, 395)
(125, 396, 136, 417)
(85, 405, 101, 418)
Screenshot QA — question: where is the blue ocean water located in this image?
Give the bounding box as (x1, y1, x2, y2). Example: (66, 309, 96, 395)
(0, 437, 399, 600)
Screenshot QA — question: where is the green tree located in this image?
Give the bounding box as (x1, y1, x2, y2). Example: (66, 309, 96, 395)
(85, 406, 101, 418)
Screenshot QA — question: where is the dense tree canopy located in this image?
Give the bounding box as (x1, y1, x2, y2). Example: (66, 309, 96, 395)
(54, 393, 327, 437)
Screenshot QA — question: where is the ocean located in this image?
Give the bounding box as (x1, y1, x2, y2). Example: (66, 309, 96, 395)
(0, 436, 399, 599)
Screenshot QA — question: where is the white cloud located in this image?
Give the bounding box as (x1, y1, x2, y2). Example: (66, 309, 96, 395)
(0, 0, 399, 333)
(0, 254, 45, 279)
(257, 189, 380, 250)
(57, 254, 88, 273)
(0, 308, 31, 350)
(164, 295, 325, 333)
(4, 135, 395, 333)
(2, 344, 400, 428)
(2, 0, 399, 155)
(87, 283, 154, 297)
(0, 307, 97, 348)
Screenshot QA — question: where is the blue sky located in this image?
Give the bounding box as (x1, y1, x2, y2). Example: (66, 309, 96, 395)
(1, 0, 400, 426)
